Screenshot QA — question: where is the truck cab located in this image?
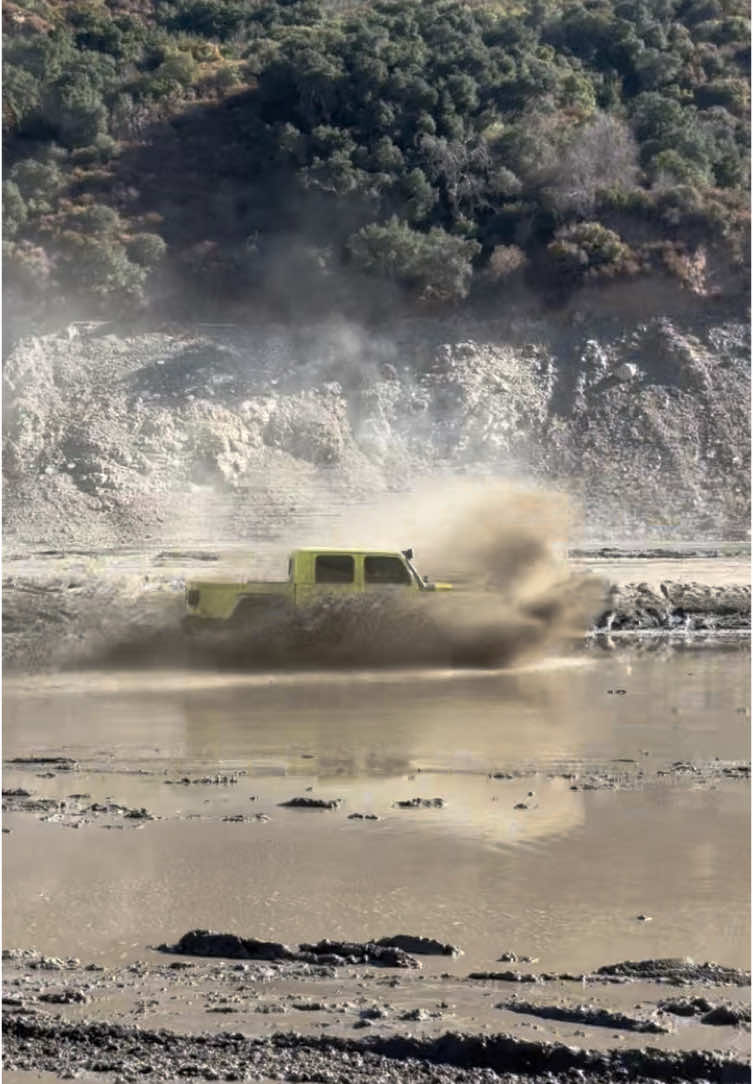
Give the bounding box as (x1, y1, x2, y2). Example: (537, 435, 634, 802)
(292, 548, 420, 600)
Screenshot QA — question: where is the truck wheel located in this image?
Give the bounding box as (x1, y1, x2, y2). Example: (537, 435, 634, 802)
(229, 597, 293, 631)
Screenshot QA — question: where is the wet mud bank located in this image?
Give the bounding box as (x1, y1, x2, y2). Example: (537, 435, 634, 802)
(3, 945, 750, 1082)
(3, 1014, 750, 1083)
(159, 930, 433, 969)
(595, 581, 750, 633)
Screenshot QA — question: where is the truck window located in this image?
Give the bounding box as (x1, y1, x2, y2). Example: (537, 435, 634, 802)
(364, 556, 412, 585)
(315, 554, 354, 584)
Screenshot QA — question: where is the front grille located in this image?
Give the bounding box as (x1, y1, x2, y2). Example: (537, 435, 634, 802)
(186, 588, 200, 607)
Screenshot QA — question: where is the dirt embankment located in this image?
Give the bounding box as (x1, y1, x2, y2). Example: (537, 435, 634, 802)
(3, 311, 749, 548)
(596, 580, 751, 631)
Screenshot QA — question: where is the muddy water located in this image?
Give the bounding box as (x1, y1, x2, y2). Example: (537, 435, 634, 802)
(3, 646, 750, 976)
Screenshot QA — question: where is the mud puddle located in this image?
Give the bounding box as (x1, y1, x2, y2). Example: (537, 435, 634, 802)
(4, 646, 749, 773)
(4, 646, 749, 974)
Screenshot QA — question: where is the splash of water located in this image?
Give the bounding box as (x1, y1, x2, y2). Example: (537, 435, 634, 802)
(95, 482, 604, 671)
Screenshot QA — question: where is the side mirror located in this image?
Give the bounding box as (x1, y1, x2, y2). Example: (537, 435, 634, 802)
(423, 575, 429, 583)
(402, 547, 414, 560)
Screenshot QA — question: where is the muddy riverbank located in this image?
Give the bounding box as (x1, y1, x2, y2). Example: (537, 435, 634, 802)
(3, 954, 751, 1083)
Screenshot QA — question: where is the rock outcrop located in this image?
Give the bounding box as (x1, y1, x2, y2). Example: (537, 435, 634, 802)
(3, 311, 749, 547)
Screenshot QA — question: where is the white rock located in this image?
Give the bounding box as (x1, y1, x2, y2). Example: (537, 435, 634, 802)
(614, 362, 638, 382)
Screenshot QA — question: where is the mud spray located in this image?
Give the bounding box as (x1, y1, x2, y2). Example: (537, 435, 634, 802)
(85, 481, 605, 671)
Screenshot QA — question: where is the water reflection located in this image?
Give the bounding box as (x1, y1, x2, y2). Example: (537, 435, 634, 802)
(2, 646, 749, 971)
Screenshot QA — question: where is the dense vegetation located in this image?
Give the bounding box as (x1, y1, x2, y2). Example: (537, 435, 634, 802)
(3, 0, 750, 319)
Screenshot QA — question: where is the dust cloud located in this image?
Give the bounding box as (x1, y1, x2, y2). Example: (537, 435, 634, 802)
(95, 481, 605, 671)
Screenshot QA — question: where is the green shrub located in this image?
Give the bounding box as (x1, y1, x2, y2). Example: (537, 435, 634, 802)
(3, 239, 53, 293)
(208, 63, 243, 93)
(2, 181, 28, 238)
(58, 231, 147, 300)
(73, 203, 121, 234)
(41, 73, 108, 147)
(9, 159, 64, 212)
(71, 134, 118, 165)
(3, 65, 42, 133)
(167, 0, 247, 41)
(648, 149, 712, 185)
(695, 78, 749, 114)
(348, 217, 480, 302)
(547, 221, 635, 283)
(400, 168, 436, 223)
(127, 232, 168, 268)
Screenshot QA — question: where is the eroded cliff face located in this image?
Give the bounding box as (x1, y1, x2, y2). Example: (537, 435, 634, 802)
(3, 309, 749, 548)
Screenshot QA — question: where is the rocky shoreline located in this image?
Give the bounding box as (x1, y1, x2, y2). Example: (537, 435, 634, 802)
(596, 581, 750, 632)
(3, 943, 750, 1083)
(4, 1016, 750, 1083)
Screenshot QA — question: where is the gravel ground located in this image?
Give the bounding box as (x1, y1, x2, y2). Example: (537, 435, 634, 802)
(3, 947, 750, 1083)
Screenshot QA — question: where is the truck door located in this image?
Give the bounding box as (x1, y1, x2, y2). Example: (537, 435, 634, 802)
(296, 553, 359, 606)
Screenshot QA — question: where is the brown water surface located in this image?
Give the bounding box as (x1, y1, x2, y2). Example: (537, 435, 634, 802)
(3, 645, 749, 975)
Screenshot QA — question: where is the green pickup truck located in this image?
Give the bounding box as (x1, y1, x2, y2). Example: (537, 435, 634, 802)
(184, 547, 452, 629)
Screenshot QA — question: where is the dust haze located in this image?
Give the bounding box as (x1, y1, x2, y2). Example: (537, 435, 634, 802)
(86, 482, 604, 672)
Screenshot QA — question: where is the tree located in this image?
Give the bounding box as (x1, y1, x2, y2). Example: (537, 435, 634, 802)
(42, 73, 108, 147)
(57, 232, 147, 302)
(543, 112, 639, 215)
(9, 159, 64, 213)
(547, 221, 634, 283)
(127, 233, 168, 268)
(75, 203, 121, 234)
(348, 217, 480, 301)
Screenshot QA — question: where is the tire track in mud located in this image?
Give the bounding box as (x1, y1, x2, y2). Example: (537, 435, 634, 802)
(3, 1014, 749, 1082)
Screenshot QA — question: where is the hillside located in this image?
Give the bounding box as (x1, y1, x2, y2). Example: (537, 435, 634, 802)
(4, 302, 749, 547)
(3, 0, 750, 328)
